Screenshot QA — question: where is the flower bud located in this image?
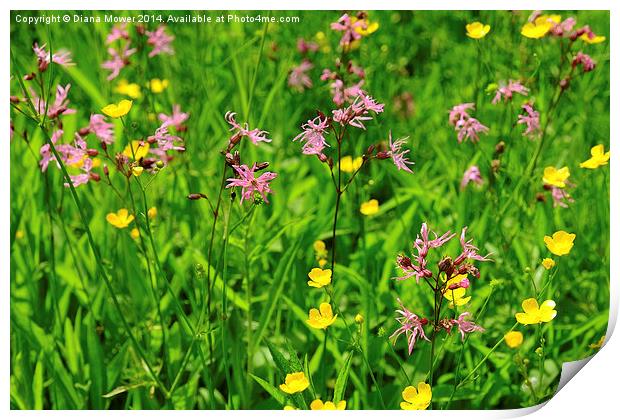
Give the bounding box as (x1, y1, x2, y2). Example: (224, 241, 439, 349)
(24, 72, 36, 80)
(491, 159, 501, 173)
(156, 160, 164, 169)
(255, 162, 270, 171)
(86, 148, 99, 157)
(559, 78, 570, 91)
(375, 151, 390, 160)
(188, 193, 207, 200)
(355, 313, 364, 324)
(536, 192, 546, 202)
(438, 256, 453, 274)
(90, 172, 101, 182)
(420, 318, 429, 326)
(78, 127, 91, 136)
(495, 141, 506, 155)
(10, 96, 21, 104)
(103, 164, 110, 177)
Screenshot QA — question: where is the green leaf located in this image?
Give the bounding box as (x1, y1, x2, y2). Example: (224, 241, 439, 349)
(250, 374, 286, 406)
(333, 352, 353, 403)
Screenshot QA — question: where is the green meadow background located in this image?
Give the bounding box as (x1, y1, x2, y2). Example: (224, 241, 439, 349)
(10, 10, 610, 409)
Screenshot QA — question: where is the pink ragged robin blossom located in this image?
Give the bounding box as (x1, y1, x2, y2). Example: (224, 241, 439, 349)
(549, 17, 576, 37)
(454, 226, 492, 265)
(451, 312, 485, 341)
(491, 80, 529, 104)
(390, 298, 430, 355)
(102, 44, 136, 80)
(226, 163, 278, 204)
(146, 25, 175, 57)
(332, 94, 384, 130)
(106, 23, 130, 44)
(347, 61, 365, 78)
(572, 52, 596, 72)
(293, 115, 330, 156)
(33, 42, 74, 72)
(551, 186, 574, 208)
(288, 60, 314, 92)
(330, 79, 365, 106)
(159, 104, 189, 130)
(225, 112, 272, 145)
(461, 165, 483, 189)
(148, 122, 185, 153)
(321, 68, 337, 81)
(330, 13, 364, 47)
(32, 84, 76, 119)
(88, 114, 115, 145)
(448, 103, 475, 126)
(297, 38, 319, 54)
(387, 131, 414, 173)
(455, 117, 489, 144)
(517, 103, 541, 137)
(39, 129, 64, 171)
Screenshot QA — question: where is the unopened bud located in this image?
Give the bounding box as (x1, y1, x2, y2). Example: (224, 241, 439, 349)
(420, 318, 429, 326)
(10, 96, 20, 104)
(255, 162, 270, 171)
(495, 141, 506, 155)
(24, 72, 36, 80)
(366, 144, 375, 155)
(438, 256, 453, 273)
(491, 159, 501, 173)
(103, 164, 110, 177)
(86, 148, 99, 157)
(536, 192, 546, 202)
(78, 127, 91, 136)
(355, 313, 364, 324)
(559, 78, 570, 90)
(156, 160, 164, 169)
(90, 172, 101, 182)
(375, 151, 390, 160)
(188, 193, 206, 200)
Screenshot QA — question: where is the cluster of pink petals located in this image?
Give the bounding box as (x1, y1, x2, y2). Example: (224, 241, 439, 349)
(40, 130, 96, 187)
(330, 13, 364, 46)
(390, 299, 430, 355)
(88, 114, 115, 145)
(225, 112, 272, 145)
(388, 131, 414, 173)
(517, 103, 541, 137)
(449, 103, 490, 144)
(450, 312, 485, 341)
(297, 38, 319, 54)
(33, 42, 74, 72)
(146, 25, 175, 57)
(226, 164, 278, 204)
(454, 226, 492, 265)
(396, 223, 455, 283)
(148, 121, 185, 154)
(461, 165, 483, 189)
(491, 80, 529, 104)
(102, 44, 136, 80)
(332, 94, 384, 130)
(330, 79, 365, 106)
(549, 17, 577, 37)
(572, 52, 596, 72)
(288, 60, 314, 92)
(159, 104, 189, 130)
(551, 186, 574, 208)
(106, 23, 130, 44)
(32, 84, 76, 119)
(293, 115, 330, 156)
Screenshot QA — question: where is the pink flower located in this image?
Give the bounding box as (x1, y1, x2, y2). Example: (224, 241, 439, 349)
(388, 131, 414, 173)
(517, 103, 540, 137)
(390, 299, 430, 355)
(148, 122, 185, 153)
(332, 94, 383, 130)
(449, 103, 475, 126)
(297, 38, 319, 54)
(454, 227, 491, 265)
(288, 60, 314, 92)
(347, 61, 365, 78)
(146, 25, 175, 57)
(329, 79, 366, 106)
(551, 186, 574, 208)
(330, 13, 364, 46)
(33, 42, 74, 72)
(39, 129, 64, 171)
(101, 44, 136, 80)
(88, 114, 115, 145)
(549, 17, 576, 37)
(32, 84, 76, 119)
(492, 80, 529, 104)
(159, 104, 189, 130)
(321, 68, 337, 81)
(106, 23, 130, 44)
(226, 164, 278, 204)
(396, 223, 454, 283)
(572, 52, 596, 72)
(461, 165, 483, 189)
(225, 112, 271, 145)
(451, 312, 485, 341)
(293, 115, 330, 156)
(455, 117, 489, 143)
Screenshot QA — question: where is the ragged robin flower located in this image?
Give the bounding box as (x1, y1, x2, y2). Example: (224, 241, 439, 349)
(106, 208, 134, 229)
(400, 382, 432, 410)
(102, 99, 132, 118)
(515, 298, 557, 325)
(544, 230, 575, 256)
(465, 22, 490, 39)
(360, 199, 379, 216)
(504, 331, 524, 348)
(307, 268, 332, 288)
(306, 302, 337, 329)
(279, 372, 309, 394)
(310, 399, 347, 410)
(542, 166, 570, 188)
(580, 144, 610, 169)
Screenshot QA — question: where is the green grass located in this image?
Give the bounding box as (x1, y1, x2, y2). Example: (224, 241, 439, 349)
(10, 10, 610, 410)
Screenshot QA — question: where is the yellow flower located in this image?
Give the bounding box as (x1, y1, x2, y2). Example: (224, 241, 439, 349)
(149, 78, 169, 93)
(541, 258, 556, 270)
(307, 268, 332, 288)
(318, 259, 327, 268)
(542, 166, 570, 188)
(443, 274, 471, 308)
(352, 17, 379, 36)
(123, 141, 150, 161)
(130, 228, 140, 239)
(466, 22, 491, 39)
(340, 155, 363, 173)
(114, 79, 142, 99)
(106, 208, 135, 229)
(589, 335, 605, 349)
(310, 399, 346, 410)
(521, 15, 560, 39)
(307, 302, 337, 329)
(400, 382, 432, 410)
(580, 33, 606, 44)
(515, 298, 557, 325)
(15, 230, 25, 239)
(355, 313, 364, 324)
(279, 372, 309, 394)
(580, 144, 610, 169)
(101, 99, 132, 118)
(504, 331, 524, 348)
(131, 166, 144, 177)
(544, 231, 575, 256)
(360, 199, 379, 216)
(148, 207, 157, 219)
(283, 406, 297, 410)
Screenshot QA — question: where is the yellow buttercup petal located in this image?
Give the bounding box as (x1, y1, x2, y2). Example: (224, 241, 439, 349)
(102, 99, 133, 118)
(521, 298, 539, 314)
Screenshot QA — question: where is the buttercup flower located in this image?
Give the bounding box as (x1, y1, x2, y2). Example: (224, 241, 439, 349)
(466, 22, 490, 39)
(102, 99, 133, 118)
(580, 144, 610, 169)
(504, 331, 524, 348)
(148, 207, 157, 219)
(521, 15, 561, 39)
(544, 230, 575, 256)
(444, 275, 472, 308)
(542, 166, 570, 188)
(515, 298, 557, 325)
(340, 155, 363, 173)
(130, 227, 140, 239)
(310, 399, 346, 410)
(542, 258, 556, 270)
(360, 199, 379, 216)
(313, 240, 328, 267)
(148, 78, 169, 93)
(114, 79, 141, 99)
(400, 382, 432, 410)
(307, 268, 332, 288)
(279, 372, 309, 394)
(106, 208, 135, 229)
(580, 27, 606, 44)
(307, 302, 337, 329)
(226, 164, 278, 204)
(123, 140, 150, 160)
